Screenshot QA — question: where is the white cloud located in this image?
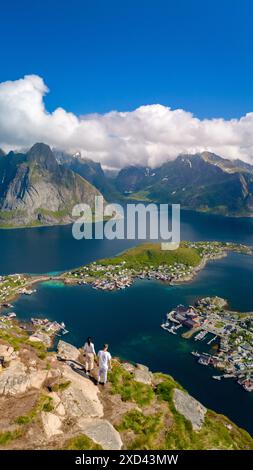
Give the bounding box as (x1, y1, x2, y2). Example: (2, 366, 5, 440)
(0, 74, 253, 168)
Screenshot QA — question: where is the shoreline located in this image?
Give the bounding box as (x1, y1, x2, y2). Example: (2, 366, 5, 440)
(0, 243, 250, 306)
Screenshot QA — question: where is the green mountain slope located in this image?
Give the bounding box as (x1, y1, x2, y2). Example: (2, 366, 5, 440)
(115, 153, 253, 216)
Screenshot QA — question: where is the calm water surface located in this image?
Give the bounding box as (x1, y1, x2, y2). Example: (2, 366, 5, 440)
(1, 209, 253, 433)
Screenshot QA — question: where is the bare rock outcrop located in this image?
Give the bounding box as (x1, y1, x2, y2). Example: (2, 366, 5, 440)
(41, 411, 63, 438)
(0, 344, 18, 362)
(0, 359, 47, 396)
(29, 332, 52, 348)
(173, 388, 207, 431)
(77, 418, 123, 450)
(134, 363, 153, 385)
(57, 340, 80, 361)
(60, 366, 103, 419)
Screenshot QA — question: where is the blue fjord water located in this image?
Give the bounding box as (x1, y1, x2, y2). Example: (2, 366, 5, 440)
(1, 209, 253, 434)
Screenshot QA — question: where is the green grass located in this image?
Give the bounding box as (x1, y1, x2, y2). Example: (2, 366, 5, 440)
(99, 242, 201, 270)
(63, 434, 102, 450)
(42, 396, 54, 412)
(155, 376, 253, 450)
(214, 321, 225, 328)
(111, 365, 253, 450)
(117, 410, 163, 450)
(51, 380, 71, 392)
(0, 429, 23, 447)
(109, 362, 154, 406)
(14, 394, 54, 426)
(0, 209, 25, 221)
(37, 208, 69, 220)
(0, 320, 46, 356)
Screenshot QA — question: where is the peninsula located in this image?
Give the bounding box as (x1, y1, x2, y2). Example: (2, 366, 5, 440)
(0, 241, 251, 307)
(62, 241, 252, 291)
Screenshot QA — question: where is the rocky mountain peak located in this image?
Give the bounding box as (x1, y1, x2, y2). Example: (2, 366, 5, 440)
(27, 143, 57, 172)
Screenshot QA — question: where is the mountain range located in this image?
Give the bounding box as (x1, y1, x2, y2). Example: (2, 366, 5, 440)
(114, 152, 253, 216)
(0, 143, 101, 227)
(0, 144, 253, 227)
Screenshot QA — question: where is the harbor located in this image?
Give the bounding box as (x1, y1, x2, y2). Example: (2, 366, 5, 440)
(161, 297, 253, 392)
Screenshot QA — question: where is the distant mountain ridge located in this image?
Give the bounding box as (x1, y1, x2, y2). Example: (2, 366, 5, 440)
(1, 145, 253, 226)
(0, 143, 101, 227)
(114, 152, 253, 216)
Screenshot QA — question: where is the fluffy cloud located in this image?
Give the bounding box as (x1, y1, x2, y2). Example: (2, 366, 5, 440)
(0, 74, 253, 168)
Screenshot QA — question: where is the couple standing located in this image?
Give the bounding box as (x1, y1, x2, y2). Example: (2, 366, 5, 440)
(83, 337, 111, 385)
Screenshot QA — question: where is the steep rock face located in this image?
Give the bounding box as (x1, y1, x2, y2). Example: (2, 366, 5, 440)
(0, 143, 102, 226)
(55, 150, 120, 201)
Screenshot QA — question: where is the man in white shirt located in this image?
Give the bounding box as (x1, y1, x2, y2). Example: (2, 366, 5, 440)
(83, 337, 96, 374)
(97, 344, 112, 385)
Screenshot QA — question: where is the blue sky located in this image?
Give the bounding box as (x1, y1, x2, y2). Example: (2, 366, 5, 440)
(1, 0, 252, 119)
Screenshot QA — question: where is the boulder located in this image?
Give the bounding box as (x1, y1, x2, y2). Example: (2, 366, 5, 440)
(29, 370, 48, 389)
(122, 362, 135, 373)
(173, 388, 207, 431)
(0, 344, 17, 361)
(29, 332, 52, 347)
(77, 418, 123, 450)
(134, 364, 153, 385)
(41, 411, 63, 438)
(57, 340, 80, 361)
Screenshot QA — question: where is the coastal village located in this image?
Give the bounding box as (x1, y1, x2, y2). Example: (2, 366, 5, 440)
(0, 312, 252, 450)
(63, 241, 252, 291)
(0, 274, 31, 305)
(0, 242, 251, 302)
(0, 240, 253, 398)
(161, 296, 253, 392)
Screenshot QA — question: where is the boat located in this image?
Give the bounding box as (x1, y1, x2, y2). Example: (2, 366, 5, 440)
(7, 312, 16, 318)
(212, 376, 221, 381)
(161, 323, 177, 334)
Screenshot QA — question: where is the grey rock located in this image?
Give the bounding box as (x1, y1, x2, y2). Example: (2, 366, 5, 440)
(0, 360, 47, 395)
(0, 344, 17, 361)
(173, 388, 207, 431)
(29, 331, 52, 347)
(77, 418, 123, 450)
(57, 340, 80, 361)
(121, 362, 135, 373)
(134, 364, 153, 385)
(60, 365, 103, 419)
(0, 143, 102, 227)
(41, 411, 63, 438)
